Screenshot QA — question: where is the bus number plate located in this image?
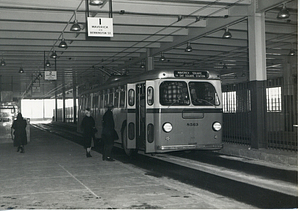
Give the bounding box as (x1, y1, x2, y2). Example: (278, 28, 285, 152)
(187, 123, 198, 126)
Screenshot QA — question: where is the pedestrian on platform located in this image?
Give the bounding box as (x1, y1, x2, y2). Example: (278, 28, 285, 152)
(80, 108, 96, 158)
(11, 113, 27, 153)
(101, 104, 118, 161)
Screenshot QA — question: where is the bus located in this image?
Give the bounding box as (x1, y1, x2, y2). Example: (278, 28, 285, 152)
(78, 69, 223, 155)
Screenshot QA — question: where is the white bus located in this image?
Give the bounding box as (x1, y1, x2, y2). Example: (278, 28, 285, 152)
(78, 69, 223, 155)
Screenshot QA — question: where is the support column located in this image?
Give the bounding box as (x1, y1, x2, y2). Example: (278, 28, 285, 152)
(146, 48, 154, 71)
(54, 58, 58, 122)
(248, 3, 267, 149)
(72, 72, 77, 124)
(62, 72, 66, 123)
(55, 85, 58, 122)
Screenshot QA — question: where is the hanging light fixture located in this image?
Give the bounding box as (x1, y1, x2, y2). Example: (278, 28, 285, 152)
(185, 42, 192, 52)
(289, 49, 295, 56)
(288, 43, 296, 56)
(58, 35, 67, 48)
(277, 4, 290, 19)
(19, 67, 24, 73)
(50, 51, 57, 59)
(90, 0, 104, 5)
(140, 62, 145, 69)
(1, 53, 5, 66)
(159, 52, 166, 62)
(222, 26, 232, 39)
(70, 11, 81, 31)
(46, 60, 51, 67)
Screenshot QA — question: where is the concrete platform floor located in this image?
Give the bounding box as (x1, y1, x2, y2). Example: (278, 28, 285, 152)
(0, 126, 256, 209)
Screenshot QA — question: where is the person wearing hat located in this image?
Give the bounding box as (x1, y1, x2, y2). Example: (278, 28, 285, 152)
(101, 104, 116, 161)
(80, 108, 96, 157)
(11, 113, 27, 153)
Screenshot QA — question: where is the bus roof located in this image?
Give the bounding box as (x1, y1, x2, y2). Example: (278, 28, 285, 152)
(80, 69, 220, 94)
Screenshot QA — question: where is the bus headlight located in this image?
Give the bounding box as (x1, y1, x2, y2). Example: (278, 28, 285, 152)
(162, 122, 173, 133)
(212, 122, 222, 131)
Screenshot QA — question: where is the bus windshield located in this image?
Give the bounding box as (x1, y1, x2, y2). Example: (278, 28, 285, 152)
(159, 81, 220, 106)
(189, 82, 220, 106)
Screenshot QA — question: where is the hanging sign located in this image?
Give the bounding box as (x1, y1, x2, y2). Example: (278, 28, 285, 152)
(32, 86, 40, 93)
(87, 17, 113, 37)
(45, 71, 57, 80)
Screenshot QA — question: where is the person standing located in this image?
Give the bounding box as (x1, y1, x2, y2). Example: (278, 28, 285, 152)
(101, 104, 116, 161)
(81, 108, 96, 158)
(11, 113, 27, 153)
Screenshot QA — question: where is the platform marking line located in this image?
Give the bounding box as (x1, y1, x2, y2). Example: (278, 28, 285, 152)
(59, 164, 101, 199)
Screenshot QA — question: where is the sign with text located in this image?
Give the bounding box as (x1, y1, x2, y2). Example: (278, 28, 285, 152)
(32, 86, 40, 93)
(87, 17, 113, 37)
(45, 71, 57, 80)
(174, 71, 208, 78)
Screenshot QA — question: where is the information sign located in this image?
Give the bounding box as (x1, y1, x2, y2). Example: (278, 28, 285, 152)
(87, 17, 113, 37)
(45, 71, 57, 80)
(174, 71, 208, 78)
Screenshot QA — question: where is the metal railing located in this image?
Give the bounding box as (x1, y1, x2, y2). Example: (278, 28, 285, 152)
(222, 78, 298, 152)
(222, 83, 251, 146)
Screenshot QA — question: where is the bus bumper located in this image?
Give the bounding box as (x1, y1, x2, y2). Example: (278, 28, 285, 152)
(156, 144, 223, 152)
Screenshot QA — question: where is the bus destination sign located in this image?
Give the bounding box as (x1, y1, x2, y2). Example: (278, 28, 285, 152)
(174, 71, 208, 78)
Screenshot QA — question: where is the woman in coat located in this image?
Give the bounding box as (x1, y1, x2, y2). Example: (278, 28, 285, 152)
(80, 108, 96, 157)
(101, 104, 116, 161)
(11, 113, 27, 153)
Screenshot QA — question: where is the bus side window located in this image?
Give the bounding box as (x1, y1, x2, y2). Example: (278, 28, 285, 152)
(98, 91, 101, 109)
(114, 89, 119, 108)
(85, 95, 89, 109)
(90, 93, 93, 109)
(147, 86, 154, 106)
(100, 91, 104, 108)
(109, 89, 113, 105)
(93, 93, 98, 112)
(120, 87, 125, 108)
(128, 89, 135, 106)
(104, 90, 108, 107)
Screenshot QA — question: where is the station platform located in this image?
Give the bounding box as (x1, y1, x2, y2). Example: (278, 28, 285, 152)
(219, 142, 298, 168)
(0, 124, 297, 209)
(0, 125, 257, 209)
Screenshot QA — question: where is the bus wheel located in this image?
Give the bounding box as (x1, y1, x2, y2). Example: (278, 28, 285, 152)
(122, 126, 133, 156)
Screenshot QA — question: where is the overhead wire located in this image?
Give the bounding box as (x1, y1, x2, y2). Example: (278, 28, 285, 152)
(88, 0, 224, 68)
(47, 0, 85, 58)
(85, 0, 247, 72)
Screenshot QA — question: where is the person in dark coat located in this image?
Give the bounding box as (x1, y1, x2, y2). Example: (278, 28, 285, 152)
(80, 108, 96, 157)
(11, 113, 27, 153)
(102, 104, 116, 161)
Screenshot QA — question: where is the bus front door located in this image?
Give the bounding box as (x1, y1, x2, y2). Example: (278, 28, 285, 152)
(126, 84, 136, 150)
(145, 80, 156, 153)
(136, 83, 146, 151)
